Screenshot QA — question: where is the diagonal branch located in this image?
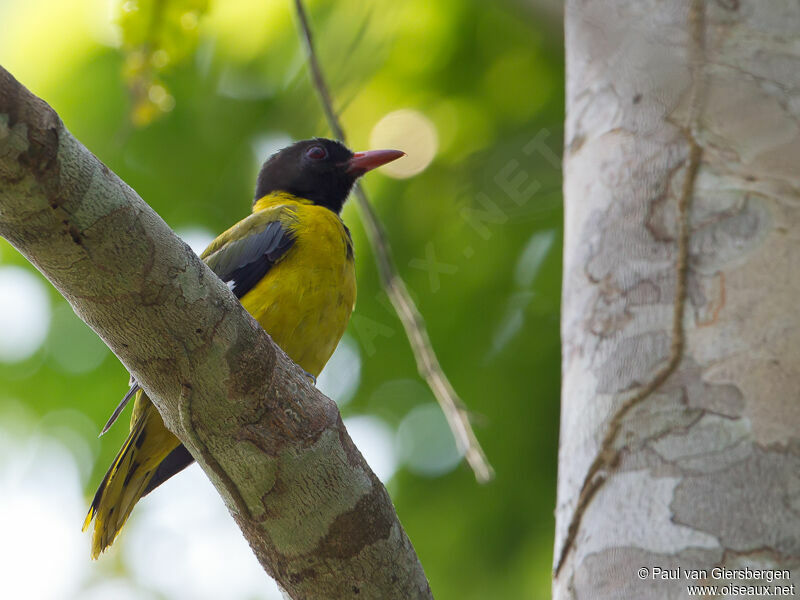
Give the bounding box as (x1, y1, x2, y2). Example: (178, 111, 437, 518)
(293, 0, 494, 483)
(0, 64, 432, 600)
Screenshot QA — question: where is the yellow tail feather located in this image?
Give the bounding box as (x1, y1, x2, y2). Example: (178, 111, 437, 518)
(83, 399, 179, 559)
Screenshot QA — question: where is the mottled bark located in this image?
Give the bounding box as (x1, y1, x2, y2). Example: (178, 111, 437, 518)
(0, 66, 431, 600)
(556, 1, 800, 598)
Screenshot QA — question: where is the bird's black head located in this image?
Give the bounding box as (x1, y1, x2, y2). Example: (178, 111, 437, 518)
(254, 138, 404, 214)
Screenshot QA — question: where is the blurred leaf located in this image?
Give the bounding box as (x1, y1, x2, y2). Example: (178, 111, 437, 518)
(118, 0, 210, 125)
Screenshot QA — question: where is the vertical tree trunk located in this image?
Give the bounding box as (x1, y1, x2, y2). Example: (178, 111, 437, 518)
(556, 1, 800, 597)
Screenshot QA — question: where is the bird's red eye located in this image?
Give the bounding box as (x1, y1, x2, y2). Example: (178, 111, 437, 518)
(306, 145, 327, 160)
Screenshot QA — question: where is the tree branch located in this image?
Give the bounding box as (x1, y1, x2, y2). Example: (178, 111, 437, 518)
(0, 65, 432, 600)
(293, 0, 494, 483)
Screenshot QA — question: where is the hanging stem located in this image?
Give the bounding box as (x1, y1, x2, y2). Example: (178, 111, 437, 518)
(292, 0, 494, 483)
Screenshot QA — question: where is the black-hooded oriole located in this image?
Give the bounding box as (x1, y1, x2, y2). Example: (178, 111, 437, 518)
(82, 138, 404, 558)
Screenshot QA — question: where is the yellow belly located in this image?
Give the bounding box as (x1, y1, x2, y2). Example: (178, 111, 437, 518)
(239, 202, 356, 377)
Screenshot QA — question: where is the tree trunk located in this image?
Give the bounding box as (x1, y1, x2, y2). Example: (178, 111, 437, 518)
(0, 66, 432, 600)
(556, 1, 800, 597)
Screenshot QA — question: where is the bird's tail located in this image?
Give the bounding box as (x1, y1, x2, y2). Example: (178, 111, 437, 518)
(82, 401, 177, 559)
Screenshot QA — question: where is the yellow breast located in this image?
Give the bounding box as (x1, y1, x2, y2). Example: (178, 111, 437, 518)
(239, 195, 356, 377)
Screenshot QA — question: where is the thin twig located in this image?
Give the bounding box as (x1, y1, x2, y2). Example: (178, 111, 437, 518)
(292, 0, 494, 483)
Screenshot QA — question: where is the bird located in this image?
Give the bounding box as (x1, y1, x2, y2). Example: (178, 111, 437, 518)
(82, 138, 404, 559)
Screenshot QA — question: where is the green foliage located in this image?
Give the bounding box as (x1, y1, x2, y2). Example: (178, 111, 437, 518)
(119, 0, 210, 124)
(0, 0, 564, 598)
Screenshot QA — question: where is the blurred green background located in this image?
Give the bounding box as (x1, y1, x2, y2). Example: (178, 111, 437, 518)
(0, 0, 563, 598)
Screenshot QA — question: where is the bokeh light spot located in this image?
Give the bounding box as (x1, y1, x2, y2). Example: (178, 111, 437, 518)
(80, 580, 158, 600)
(38, 409, 100, 486)
(47, 303, 109, 375)
(317, 334, 361, 406)
(150, 49, 170, 69)
(126, 465, 283, 600)
(487, 230, 556, 358)
(369, 109, 438, 179)
(0, 266, 51, 363)
(180, 11, 199, 31)
(396, 403, 463, 477)
(488, 291, 535, 359)
(343, 415, 397, 482)
(0, 427, 88, 600)
(369, 378, 430, 418)
(176, 226, 217, 255)
(515, 229, 555, 288)
(251, 133, 294, 170)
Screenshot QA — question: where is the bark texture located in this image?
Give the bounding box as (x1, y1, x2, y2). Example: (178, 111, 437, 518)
(557, 1, 800, 598)
(0, 66, 432, 600)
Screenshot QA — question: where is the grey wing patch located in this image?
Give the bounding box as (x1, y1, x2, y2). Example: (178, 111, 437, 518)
(204, 220, 295, 299)
(99, 380, 140, 436)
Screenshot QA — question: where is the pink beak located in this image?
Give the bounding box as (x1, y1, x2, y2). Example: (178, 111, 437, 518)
(346, 149, 405, 175)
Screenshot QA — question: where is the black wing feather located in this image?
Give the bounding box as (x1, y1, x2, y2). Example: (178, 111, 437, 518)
(142, 444, 195, 497)
(205, 220, 295, 299)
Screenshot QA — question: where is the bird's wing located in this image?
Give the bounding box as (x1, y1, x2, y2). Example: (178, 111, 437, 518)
(202, 210, 296, 299)
(99, 210, 297, 435)
(141, 444, 194, 497)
